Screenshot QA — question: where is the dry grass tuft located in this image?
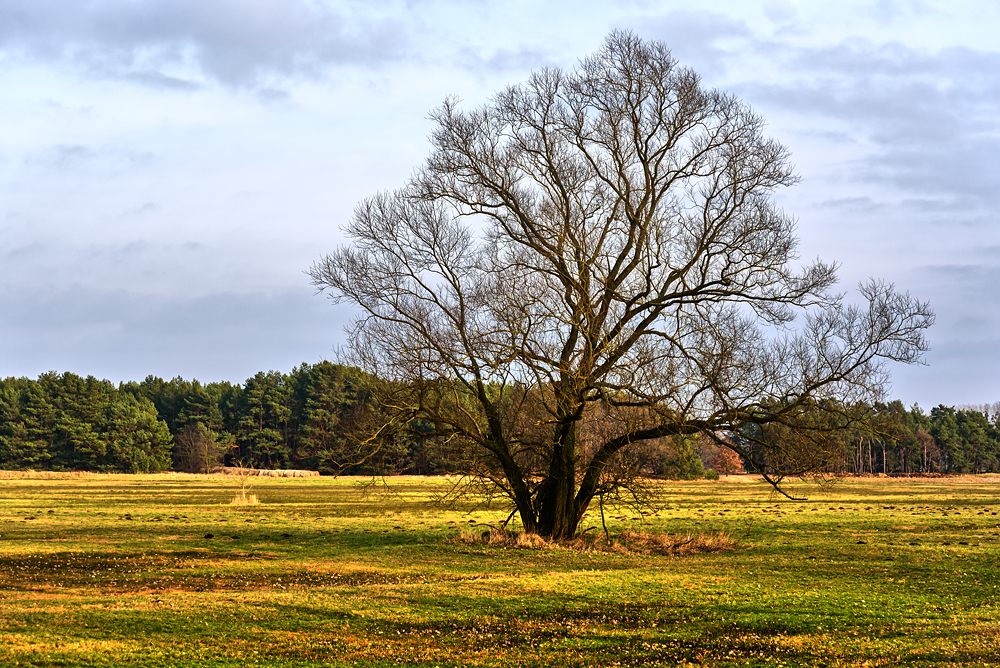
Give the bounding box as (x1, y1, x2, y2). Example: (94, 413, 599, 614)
(229, 494, 260, 505)
(0, 470, 94, 479)
(212, 467, 319, 478)
(449, 527, 538, 548)
(610, 529, 739, 556)
(449, 527, 739, 556)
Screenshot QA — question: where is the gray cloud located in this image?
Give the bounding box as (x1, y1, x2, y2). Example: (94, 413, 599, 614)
(630, 14, 1000, 229)
(29, 144, 97, 169)
(922, 262, 1000, 287)
(256, 86, 292, 103)
(124, 69, 202, 91)
(2, 241, 47, 263)
(972, 244, 1000, 257)
(0, 0, 409, 88)
(893, 332, 1000, 407)
(762, 1, 797, 25)
(629, 17, 1000, 406)
(22, 144, 159, 177)
(816, 196, 888, 213)
(903, 261, 1000, 395)
(738, 41, 1000, 208)
(0, 284, 347, 384)
(2, 2, 996, 411)
(456, 45, 556, 76)
(639, 11, 753, 77)
(624, 20, 1000, 210)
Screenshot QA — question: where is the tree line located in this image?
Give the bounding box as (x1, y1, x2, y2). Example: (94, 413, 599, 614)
(745, 400, 1000, 476)
(0, 372, 171, 473)
(0, 363, 704, 476)
(1, 365, 998, 477)
(0, 363, 461, 475)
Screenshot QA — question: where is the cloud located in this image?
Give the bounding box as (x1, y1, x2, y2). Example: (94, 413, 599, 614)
(27, 144, 97, 169)
(456, 45, 555, 77)
(892, 332, 1000, 407)
(734, 40, 1000, 210)
(0, 0, 409, 88)
(762, 1, 797, 25)
(124, 69, 202, 91)
(885, 260, 1000, 406)
(0, 284, 347, 384)
(23, 143, 158, 175)
(637, 10, 753, 76)
(2, 241, 47, 263)
(256, 86, 292, 103)
(815, 196, 887, 213)
(922, 262, 1000, 287)
(910, 262, 1000, 353)
(616, 17, 1000, 224)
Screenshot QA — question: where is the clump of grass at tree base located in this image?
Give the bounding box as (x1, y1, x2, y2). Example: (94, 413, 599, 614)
(1, 473, 999, 667)
(448, 525, 740, 556)
(228, 493, 259, 505)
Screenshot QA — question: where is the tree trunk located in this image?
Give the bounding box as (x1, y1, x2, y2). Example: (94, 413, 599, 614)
(535, 422, 579, 539)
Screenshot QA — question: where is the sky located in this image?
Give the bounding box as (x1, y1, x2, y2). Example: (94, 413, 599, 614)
(1, 0, 997, 409)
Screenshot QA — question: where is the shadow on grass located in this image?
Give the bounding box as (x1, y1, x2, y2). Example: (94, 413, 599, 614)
(0, 548, 513, 593)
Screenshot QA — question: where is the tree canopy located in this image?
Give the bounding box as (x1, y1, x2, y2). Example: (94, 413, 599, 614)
(309, 31, 934, 538)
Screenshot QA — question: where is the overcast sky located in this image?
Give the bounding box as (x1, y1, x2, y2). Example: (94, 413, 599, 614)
(1, 0, 997, 409)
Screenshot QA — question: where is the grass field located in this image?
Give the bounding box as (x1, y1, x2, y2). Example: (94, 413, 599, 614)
(0, 472, 998, 667)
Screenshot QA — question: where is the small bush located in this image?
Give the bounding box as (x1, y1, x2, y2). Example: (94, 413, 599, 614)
(704, 469, 720, 480)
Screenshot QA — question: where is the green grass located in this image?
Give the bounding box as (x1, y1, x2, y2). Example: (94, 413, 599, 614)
(1, 472, 999, 666)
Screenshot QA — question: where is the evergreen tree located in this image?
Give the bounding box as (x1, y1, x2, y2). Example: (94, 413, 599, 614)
(238, 371, 290, 468)
(930, 405, 964, 472)
(102, 395, 173, 473)
(0, 379, 49, 469)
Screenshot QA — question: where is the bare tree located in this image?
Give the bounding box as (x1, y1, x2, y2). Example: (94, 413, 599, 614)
(309, 32, 933, 538)
(230, 459, 261, 505)
(711, 444, 744, 477)
(173, 422, 226, 474)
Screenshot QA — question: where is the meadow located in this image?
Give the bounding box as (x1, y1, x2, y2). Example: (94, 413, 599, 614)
(0, 472, 998, 667)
